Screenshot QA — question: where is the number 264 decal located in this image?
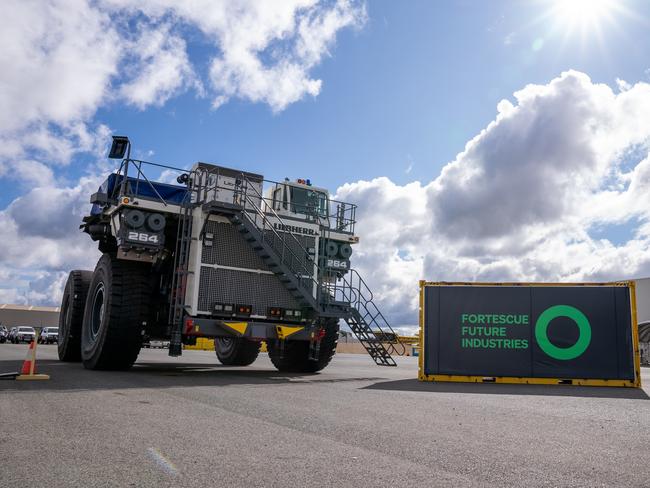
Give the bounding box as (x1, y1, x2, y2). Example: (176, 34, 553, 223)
(128, 231, 159, 244)
(326, 259, 348, 269)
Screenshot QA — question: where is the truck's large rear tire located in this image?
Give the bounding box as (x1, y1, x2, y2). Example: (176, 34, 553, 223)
(215, 337, 261, 366)
(58, 270, 93, 362)
(267, 320, 339, 373)
(81, 253, 154, 370)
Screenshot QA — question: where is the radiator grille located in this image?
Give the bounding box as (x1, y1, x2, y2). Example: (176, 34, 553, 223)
(197, 266, 301, 315)
(202, 221, 267, 270)
(263, 230, 315, 273)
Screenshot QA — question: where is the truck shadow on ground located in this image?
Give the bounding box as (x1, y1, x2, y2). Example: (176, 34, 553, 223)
(0, 359, 384, 392)
(363, 378, 650, 400)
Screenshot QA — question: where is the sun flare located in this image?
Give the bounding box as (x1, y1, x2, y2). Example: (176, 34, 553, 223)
(551, 0, 616, 31)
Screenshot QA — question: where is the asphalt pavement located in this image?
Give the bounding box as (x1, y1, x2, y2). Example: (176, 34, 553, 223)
(1, 343, 649, 488)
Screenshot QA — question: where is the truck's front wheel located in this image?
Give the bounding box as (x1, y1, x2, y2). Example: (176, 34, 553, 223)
(215, 337, 261, 366)
(267, 320, 339, 373)
(81, 254, 153, 370)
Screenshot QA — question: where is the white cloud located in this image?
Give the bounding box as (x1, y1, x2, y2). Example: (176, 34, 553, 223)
(336, 178, 428, 326)
(0, 0, 118, 134)
(0, 0, 362, 166)
(0, 1, 364, 305)
(0, 270, 71, 306)
(0, 1, 117, 169)
(616, 78, 632, 92)
(205, 0, 366, 111)
(4, 161, 55, 188)
(1, 177, 103, 263)
(119, 24, 200, 109)
(0, 172, 103, 305)
(429, 71, 650, 241)
(104, 0, 366, 111)
(337, 71, 650, 330)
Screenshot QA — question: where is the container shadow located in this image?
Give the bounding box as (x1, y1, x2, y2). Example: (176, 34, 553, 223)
(363, 378, 650, 400)
(0, 359, 384, 393)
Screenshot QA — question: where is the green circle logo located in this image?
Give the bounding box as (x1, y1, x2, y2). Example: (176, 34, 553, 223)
(535, 305, 591, 360)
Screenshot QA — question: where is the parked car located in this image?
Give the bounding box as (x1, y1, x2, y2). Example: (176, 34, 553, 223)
(0, 325, 7, 343)
(14, 326, 36, 344)
(39, 327, 59, 344)
(8, 327, 17, 343)
(142, 336, 170, 349)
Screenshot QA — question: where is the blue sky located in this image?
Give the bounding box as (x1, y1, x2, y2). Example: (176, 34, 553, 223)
(1, 0, 650, 329)
(86, 0, 650, 189)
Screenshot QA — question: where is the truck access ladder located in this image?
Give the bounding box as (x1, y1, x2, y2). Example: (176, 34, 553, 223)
(168, 190, 194, 356)
(198, 171, 404, 366)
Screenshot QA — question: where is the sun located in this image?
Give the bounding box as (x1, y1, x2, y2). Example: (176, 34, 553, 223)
(551, 0, 616, 32)
(541, 0, 633, 48)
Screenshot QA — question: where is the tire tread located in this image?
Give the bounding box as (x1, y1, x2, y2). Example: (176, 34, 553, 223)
(58, 270, 93, 362)
(215, 338, 261, 366)
(82, 254, 154, 370)
(267, 320, 338, 373)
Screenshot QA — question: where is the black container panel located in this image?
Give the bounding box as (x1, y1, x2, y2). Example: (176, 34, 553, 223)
(423, 285, 635, 381)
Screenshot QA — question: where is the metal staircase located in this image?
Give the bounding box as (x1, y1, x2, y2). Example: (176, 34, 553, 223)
(324, 269, 405, 365)
(227, 212, 320, 311)
(196, 172, 405, 366)
(347, 309, 398, 366)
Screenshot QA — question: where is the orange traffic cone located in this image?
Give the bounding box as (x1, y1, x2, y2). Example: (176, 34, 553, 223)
(16, 339, 49, 381)
(20, 340, 36, 374)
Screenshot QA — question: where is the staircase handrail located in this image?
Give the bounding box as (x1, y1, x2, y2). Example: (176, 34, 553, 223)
(236, 183, 322, 300)
(329, 269, 406, 355)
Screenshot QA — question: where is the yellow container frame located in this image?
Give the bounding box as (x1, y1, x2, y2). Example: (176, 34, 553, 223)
(418, 280, 642, 388)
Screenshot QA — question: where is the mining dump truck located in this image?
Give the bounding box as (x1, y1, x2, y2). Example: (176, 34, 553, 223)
(58, 136, 403, 372)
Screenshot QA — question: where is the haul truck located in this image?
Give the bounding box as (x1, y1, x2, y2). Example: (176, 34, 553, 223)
(58, 136, 403, 372)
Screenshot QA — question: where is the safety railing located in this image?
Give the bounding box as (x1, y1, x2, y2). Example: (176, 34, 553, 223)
(109, 159, 357, 234)
(323, 269, 406, 355)
(109, 158, 190, 206)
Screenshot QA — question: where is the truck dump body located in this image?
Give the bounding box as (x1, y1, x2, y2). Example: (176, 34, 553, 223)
(90, 173, 188, 215)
